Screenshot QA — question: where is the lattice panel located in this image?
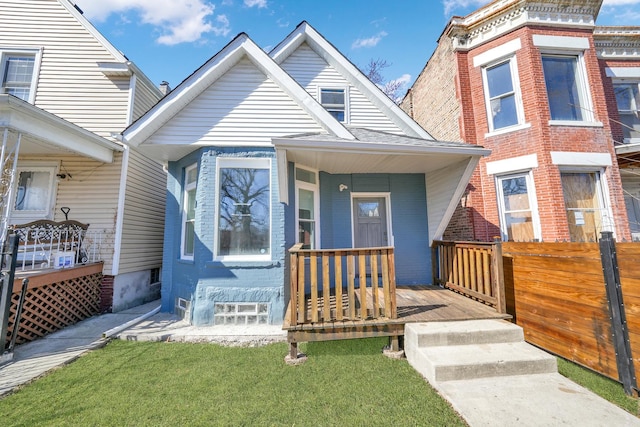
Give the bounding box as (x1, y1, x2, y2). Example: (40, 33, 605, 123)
(4, 272, 102, 346)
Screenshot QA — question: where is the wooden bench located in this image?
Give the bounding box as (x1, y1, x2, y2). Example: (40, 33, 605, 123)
(10, 220, 89, 269)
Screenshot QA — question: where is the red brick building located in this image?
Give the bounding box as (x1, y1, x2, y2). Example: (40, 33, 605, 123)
(402, 0, 640, 242)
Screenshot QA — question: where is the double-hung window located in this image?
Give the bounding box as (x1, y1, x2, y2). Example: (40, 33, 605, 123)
(482, 57, 523, 131)
(496, 172, 541, 242)
(613, 82, 640, 141)
(320, 88, 347, 122)
(216, 157, 271, 261)
(541, 53, 592, 122)
(295, 167, 319, 249)
(533, 35, 594, 124)
(11, 162, 58, 223)
(181, 164, 197, 260)
(1, 50, 39, 102)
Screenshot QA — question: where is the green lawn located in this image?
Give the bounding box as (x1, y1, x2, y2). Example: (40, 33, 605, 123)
(557, 357, 640, 416)
(0, 338, 467, 426)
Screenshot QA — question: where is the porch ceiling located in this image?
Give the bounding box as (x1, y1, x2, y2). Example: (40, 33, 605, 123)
(273, 128, 489, 174)
(0, 95, 123, 163)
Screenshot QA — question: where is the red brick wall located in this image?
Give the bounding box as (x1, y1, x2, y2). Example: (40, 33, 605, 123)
(409, 24, 632, 242)
(100, 275, 114, 313)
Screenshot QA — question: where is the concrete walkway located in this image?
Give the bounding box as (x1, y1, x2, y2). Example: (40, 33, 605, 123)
(1, 304, 639, 427)
(0, 300, 161, 397)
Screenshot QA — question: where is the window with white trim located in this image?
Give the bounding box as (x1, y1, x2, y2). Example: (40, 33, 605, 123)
(613, 81, 640, 141)
(181, 163, 197, 260)
(295, 166, 319, 249)
(11, 162, 58, 222)
(541, 53, 592, 122)
(482, 57, 524, 131)
(216, 157, 271, 261)
(560, 171, 612, 242)
(320, 88, 347, 122)
(1, 51, 37, 102)
(496, 172, 541, 242)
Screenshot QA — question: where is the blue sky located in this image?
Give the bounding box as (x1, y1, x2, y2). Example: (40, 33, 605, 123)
(73, 0, 640, 96)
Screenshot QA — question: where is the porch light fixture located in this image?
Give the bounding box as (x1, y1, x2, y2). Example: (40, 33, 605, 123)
(339, 184, 348, 192)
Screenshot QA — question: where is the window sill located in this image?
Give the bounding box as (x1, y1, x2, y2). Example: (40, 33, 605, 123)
(206, 260, 280, 269)
(485, 123, 531, 139)
(178, 258, 195, 265)
(548, 120, 603, 128)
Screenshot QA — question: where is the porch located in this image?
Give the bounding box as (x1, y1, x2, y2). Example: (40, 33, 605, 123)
(283, 242, 510, 358)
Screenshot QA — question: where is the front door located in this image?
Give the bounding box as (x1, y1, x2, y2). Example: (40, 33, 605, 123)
(353, 197, 388, 248)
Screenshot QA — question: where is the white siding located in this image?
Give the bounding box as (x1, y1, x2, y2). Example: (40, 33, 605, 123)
(132, 77, 161, 123)
(425, 160, 471, 243)
(119, 149, 166, 273)
(280, 43, 403, 134)
(18, 153, 123, 274)
(148, 58, 325, 146)
(0, 0, 130, 138)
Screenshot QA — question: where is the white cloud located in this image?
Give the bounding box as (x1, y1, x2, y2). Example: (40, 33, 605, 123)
(351, 31, 388, 49)
(212, 14, 231, 37)
(75, 0, 224, 45)
(244, 0, 267, 8)
(442, 0, 489, 16)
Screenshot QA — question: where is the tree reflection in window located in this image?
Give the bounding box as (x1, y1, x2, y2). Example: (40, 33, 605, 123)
(218, 167, 270, 257)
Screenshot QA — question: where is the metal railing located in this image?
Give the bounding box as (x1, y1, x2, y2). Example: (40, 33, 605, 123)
(11, 222, 103, 271)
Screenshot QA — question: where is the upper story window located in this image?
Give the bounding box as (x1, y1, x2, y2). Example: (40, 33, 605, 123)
(216, 157, 271, 261)
(1, 50, 39, 102)
(320, 88, 347, 122)
(541, 54, 592, 122)
(613, 82, 640, 141)
(482, 57, 524, 132)
(181, 163, 197, 260)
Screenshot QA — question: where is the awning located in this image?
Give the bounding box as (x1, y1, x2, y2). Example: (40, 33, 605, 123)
(0, 95, 123, 163)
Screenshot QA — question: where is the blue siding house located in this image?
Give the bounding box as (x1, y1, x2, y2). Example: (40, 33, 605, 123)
(122, 22, 489, 326)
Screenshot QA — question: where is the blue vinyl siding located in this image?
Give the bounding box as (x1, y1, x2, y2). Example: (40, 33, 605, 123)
(162, 147, 286, 326)
(285, 169, 431, 285)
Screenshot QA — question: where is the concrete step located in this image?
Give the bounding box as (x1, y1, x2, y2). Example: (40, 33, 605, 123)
(404, 320, 557, 384)
(405, 319, 524, 347)
(412, 341, 558, 382)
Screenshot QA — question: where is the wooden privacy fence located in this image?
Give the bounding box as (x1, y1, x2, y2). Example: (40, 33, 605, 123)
(502, 235, 639, 394)
(431, 240, 506, 313)
(4, 263, 103, 347)
(288, 244, 397, 326)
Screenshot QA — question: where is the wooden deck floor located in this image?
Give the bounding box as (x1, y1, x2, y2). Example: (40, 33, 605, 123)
(284, 285, 510, 343)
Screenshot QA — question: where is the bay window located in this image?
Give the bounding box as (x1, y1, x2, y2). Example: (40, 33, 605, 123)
(181, 163, 197, 260)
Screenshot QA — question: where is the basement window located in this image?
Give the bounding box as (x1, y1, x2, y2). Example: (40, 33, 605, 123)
(214, 303, 269, 325)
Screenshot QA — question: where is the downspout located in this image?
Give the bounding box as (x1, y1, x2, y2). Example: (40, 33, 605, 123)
(111, 72, 137, 275)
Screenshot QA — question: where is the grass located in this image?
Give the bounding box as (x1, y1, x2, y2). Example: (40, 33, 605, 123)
(557, 357, 639, 416)
(0, 338, 466, 427)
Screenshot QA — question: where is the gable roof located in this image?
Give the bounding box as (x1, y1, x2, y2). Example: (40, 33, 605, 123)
(59, 0, 161, 99)
(123, 32, 356, 152)
(270, 22, 434, 140)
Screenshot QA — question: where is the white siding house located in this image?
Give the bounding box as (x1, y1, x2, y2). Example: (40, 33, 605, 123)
(0, 0, 166, 311)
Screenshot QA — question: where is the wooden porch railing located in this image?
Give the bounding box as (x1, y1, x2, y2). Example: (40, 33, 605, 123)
(288, 244, 397, 326)
(432, 240, 506, 313)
